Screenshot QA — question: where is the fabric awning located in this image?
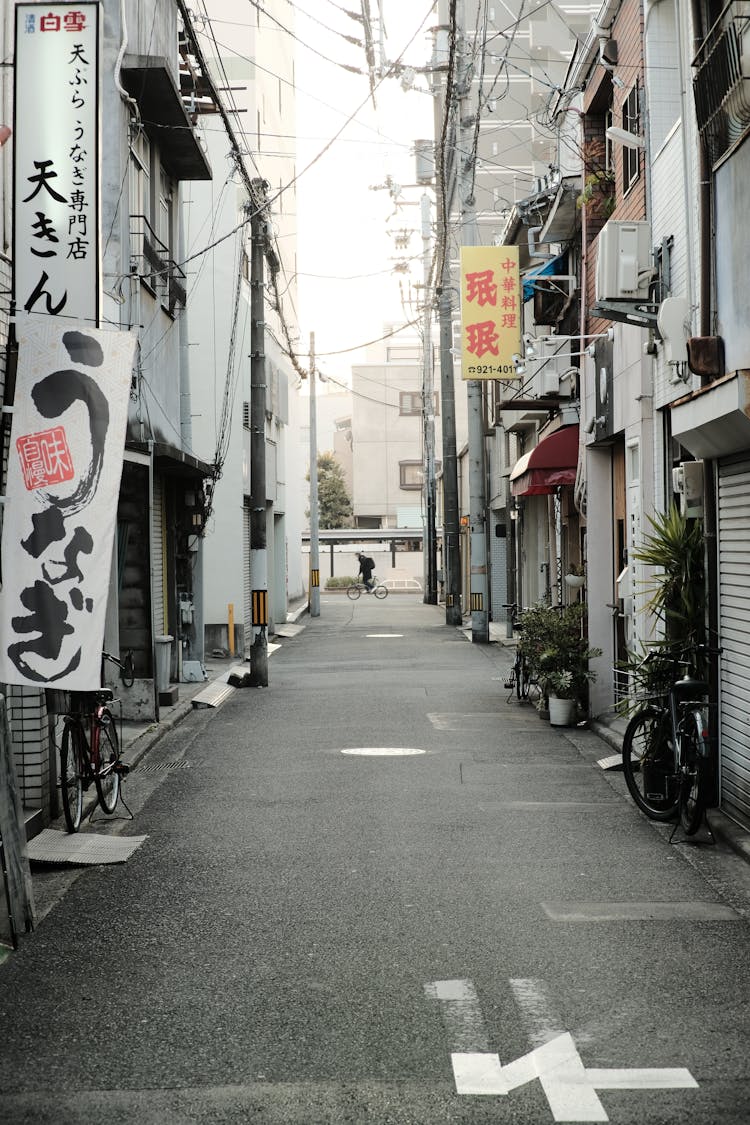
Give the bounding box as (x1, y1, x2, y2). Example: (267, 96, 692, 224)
(510, 425, 579, 496)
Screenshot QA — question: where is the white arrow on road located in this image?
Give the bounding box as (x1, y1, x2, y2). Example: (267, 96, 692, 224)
(451, 1033, 698, 1122)
(426, 979, 698, 1122)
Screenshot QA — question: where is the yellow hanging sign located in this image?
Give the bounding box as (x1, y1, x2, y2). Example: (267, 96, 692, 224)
(460, 245, 522, 380)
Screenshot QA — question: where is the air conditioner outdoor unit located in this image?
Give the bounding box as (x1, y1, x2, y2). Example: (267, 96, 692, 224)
(595, 220, 652, 302)
(532, 346, 574, 398)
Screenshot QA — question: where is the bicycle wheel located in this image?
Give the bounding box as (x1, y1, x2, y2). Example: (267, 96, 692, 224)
(679, 718, 706, 836)
(93, 709, 121, 814)
(373, 584, 388, 599)
(622, 707, 679, 820)
(60, 721, 85, 833)
(347, 583, 362, 600)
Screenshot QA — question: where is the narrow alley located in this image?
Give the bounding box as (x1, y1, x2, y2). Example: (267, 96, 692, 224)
(2, 595, 750, 1124)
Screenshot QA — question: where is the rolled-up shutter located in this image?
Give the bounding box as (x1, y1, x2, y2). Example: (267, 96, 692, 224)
(718, 456, 750, 828)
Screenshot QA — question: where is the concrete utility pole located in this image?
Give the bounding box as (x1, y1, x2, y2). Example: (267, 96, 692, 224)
(421, 192, 438, 605)
(308, 332, 321, 618)
(248, 180, 271, 685)
(456, 0, 489, 644)
(432, 37, 462, 627)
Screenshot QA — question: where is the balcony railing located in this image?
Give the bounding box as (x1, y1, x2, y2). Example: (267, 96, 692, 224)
(693, 1, 750, 166)
(130, 214, 186, 316)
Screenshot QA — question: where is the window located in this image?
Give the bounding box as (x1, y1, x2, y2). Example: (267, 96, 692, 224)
(399, 391, 439, 416)
(400, 461, 423, 490)
(399, 460, 441, 489)
(622, 85, 640, 194)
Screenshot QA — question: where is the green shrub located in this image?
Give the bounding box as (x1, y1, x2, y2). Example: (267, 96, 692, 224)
(325, 576, 356, 589)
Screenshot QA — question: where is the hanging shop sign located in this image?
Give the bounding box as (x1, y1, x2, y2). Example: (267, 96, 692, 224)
(0, 319, 136, 689)
(13, 3, 100, 325)
(460, 245, 521, 380)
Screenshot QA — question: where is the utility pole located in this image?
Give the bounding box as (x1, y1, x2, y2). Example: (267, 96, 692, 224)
(308, 332, 320, 618)
(421, 192, 438, 604)
(248, 179, 271, 686)
(432, 37, 462, 627)
(456, 0, 489, 643)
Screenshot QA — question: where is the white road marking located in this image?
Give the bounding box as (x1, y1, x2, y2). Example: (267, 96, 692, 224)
(424, 979, 490, 1051)
(451, 1033, 698, 1121)
(510, 978, 563, 1047)
(340, 747, 426, 756)
(433, 979, 699, 1121)
(451, 1052, 505, 1095)
(365, 633, 404, 638)
(597, 754, 622, 771)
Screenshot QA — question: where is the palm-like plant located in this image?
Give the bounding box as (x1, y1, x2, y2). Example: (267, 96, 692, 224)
(632, 502, 705, 648)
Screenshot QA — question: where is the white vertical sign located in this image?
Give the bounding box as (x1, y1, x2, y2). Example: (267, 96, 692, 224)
(13, 3, 100, 324)
(0, 319, 136, 689)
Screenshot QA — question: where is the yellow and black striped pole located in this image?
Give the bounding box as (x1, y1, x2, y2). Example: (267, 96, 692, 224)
(251, 589, 268, 628)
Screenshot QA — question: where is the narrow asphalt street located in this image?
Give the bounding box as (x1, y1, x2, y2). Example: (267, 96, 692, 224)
(2, 595, 750, 1124)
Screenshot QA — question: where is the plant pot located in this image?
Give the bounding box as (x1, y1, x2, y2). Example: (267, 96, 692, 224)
(564, 574, 585, 589)
(548, 695, 576, 726)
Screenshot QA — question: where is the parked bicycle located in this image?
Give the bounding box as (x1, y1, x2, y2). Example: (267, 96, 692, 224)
(501, 603, 536, 701)
(621, 643, 720, 835)
(59, 650, 133, 833)
(347, 576, 388, 600)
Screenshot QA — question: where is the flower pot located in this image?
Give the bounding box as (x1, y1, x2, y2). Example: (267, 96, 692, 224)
(548, 695, 576, 726)
(564, 574, 585, 589)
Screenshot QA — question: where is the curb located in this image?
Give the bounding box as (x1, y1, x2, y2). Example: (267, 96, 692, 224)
(706, 809, 750, 864)
(590, 719, 750, 866)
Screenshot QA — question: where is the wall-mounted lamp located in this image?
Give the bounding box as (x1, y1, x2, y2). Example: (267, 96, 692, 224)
(509, 497, 524, 521)
(606, 125, 645, 150)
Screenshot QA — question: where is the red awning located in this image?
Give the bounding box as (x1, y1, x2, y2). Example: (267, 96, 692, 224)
(509, 425, 579, 496)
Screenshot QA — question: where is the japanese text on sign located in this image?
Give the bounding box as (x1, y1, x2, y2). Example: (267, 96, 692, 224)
(14, 4, 100, 324)
(0, 320, 135, 689)
(460, 245, 521, 380)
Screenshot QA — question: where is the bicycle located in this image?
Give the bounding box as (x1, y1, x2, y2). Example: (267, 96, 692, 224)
(59, 650, 133, 833)
(621, 644, 719, 835)
(501, 603, 536, 701)
(347, 576, 388, 600)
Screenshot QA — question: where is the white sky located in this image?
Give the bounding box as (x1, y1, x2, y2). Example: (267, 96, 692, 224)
(294, 2, 436, 385)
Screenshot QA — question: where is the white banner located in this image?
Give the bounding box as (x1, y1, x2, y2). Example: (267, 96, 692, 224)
(0, 319, 136, 688)
(14, 3, 100, 324)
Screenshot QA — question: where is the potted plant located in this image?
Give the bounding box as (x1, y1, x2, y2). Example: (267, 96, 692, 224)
(564, 563, 586, 590)
(538, 651, 599, 726)
(518, 602, 602, 724)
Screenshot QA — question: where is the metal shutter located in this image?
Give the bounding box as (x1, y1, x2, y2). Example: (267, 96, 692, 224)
(152, 475, 165, 636)
(718, 457, 750, 828)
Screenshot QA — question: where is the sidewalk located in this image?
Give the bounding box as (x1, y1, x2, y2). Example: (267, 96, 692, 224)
(467, 616, 750, 869)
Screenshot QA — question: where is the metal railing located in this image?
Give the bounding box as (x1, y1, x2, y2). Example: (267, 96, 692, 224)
(693, 1, 750, 165)
(130, 214, 186, 315)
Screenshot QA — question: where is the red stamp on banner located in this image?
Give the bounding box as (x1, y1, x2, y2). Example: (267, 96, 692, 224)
(16, 427, 74, 490)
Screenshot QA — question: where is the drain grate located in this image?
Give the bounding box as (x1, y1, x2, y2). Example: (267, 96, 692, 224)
(138, 760, 192, 773)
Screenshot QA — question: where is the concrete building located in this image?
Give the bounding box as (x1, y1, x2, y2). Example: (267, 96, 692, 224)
(0, 0, 226, 827)
(186, 0, 302, 656)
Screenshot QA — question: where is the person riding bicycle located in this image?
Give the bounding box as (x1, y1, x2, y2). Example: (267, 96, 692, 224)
(357, 552, 375, 592)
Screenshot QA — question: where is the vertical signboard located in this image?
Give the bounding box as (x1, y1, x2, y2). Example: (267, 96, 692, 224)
(460, 245, 521, 380)
(13, 3, 100, 325)
(0, 319, 136, 689)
